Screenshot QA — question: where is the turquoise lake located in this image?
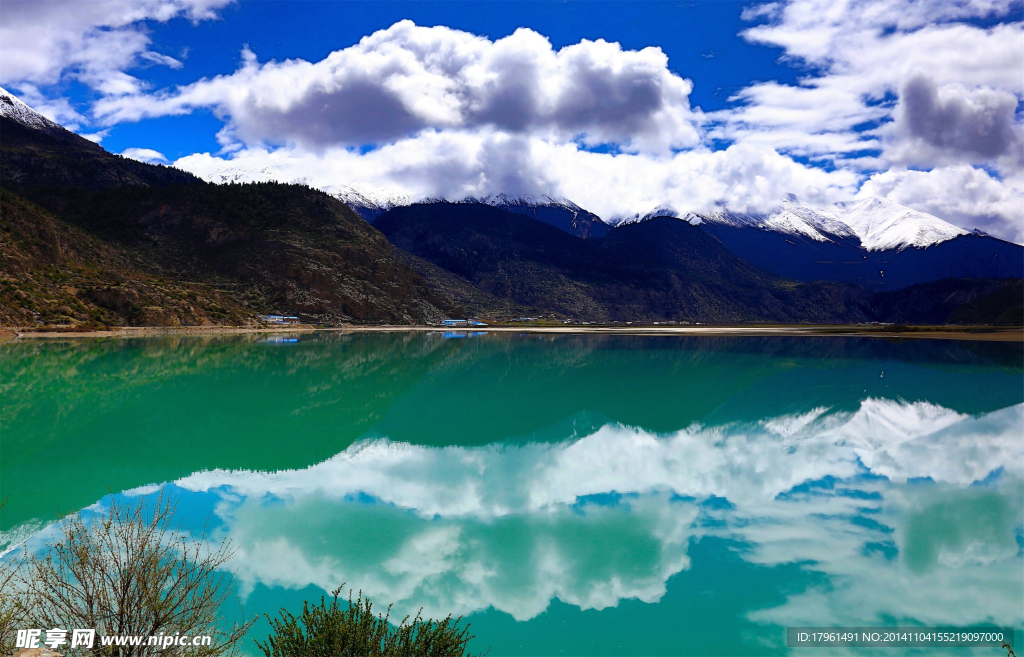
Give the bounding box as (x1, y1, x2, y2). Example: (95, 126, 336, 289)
(2, 332, 1022, 655)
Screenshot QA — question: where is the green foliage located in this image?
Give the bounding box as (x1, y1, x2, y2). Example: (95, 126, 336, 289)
(256, 588, 485, 657)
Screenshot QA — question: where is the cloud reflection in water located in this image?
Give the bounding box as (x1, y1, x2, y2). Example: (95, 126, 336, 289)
(167, 399, 1022, 626)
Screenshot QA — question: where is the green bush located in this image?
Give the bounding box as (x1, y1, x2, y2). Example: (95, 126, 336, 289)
(256, 588, 485, 657)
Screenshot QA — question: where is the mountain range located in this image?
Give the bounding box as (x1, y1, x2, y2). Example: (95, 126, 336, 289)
(333, 185, 1021, 291)
(1, 87, 1021, 327)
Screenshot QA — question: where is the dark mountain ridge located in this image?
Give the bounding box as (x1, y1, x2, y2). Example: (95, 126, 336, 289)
(0, 103, 200, 191)
(1, 105, 461, 325)
(1, 88, 1019, 327)
(698, 221, 1023, 290)
(483, 195, 610, 239)
(374, 202, 1020, 324)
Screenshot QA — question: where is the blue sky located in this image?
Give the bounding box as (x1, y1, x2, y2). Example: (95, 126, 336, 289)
(102, 1, 801, 159)
(1, 0, 1022, 240)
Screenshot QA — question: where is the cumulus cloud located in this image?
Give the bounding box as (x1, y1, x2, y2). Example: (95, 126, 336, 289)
(0, 0, 232, 95)
(93, 21, 701, 153)
(890, 74, 1022, 166)
(121, 147, 168, 163)
(718, 0, 1024, 169)
(857, 165, 1024, 243)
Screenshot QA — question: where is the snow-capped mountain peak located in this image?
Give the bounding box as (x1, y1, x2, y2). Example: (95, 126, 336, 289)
(632, 198, 857, 244)
(621, 196, 968, 252)
(0, 87, 64, 133)
(763, 198, 858, 243)
(836, 197, 968, 251)
(325, 183, 411, 209)
(480, 193, 583, 214)
(611, 204, 679, 226)
(473, 193, 610, 238)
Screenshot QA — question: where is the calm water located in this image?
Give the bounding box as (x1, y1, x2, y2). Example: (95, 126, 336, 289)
(2, 332, 1022, 655)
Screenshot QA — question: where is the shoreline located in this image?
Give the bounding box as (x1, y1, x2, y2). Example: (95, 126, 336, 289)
(2, 324, 1021, 342)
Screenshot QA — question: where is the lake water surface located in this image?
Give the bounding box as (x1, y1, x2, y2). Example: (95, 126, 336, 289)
(2, 332, 1022, 655)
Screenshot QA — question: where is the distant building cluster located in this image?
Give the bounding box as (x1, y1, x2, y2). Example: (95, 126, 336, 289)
(258, 315, 300, 325)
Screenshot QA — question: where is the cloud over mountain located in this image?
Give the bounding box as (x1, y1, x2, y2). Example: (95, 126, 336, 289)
(3, 0, 1021, 242)
(95, 21, 702, 153)
(175, 137, 858, 223)
(858, 164, 1024, 243)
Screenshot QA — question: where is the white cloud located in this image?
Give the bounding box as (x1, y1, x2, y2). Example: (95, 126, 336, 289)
(174, 133, 858, 221)
(0, 0, 232, 95)
(79, 130, 111, 144)
(703, 0, 1024, 239)
(740, 0, 1017, 65)
(94, 21, 701, 154)
(888, 75, 1023, 168)
(721, 0, 1023, 170)
(160, 400, 1022, 624)
(9, 83, 88, 129)
(8, 398, 1020, 627)
(6, 3, 1020, 239)
(121, 147, 168, 163)
(857, 165, 1024, 243)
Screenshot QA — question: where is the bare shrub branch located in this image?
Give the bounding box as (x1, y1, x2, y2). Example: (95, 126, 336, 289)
(12, 489, 254, 657)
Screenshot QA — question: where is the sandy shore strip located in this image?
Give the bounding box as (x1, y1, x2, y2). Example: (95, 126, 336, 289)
(2, 324, 1021, 341)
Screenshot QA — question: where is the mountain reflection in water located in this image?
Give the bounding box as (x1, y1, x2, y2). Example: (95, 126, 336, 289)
(2, 333, 1021, 655)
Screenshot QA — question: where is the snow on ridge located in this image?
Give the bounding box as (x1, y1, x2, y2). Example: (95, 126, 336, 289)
(765, 199, 858, 243)
(0, 86, 63, 132)
(836, 197, 968, 251)
(629, 198, 857, 244)
(615, 196, 967, 250)
(481, 193, 584, 213)
(608, 204, 679, 226)
(193, 161, 288, 185)
(161, 148, 980, 251)
(324, 183, 412, 212)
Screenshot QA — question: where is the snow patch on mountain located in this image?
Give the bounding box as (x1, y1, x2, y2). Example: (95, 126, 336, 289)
(766, 201, 858, 242)
(173, 159, 413, 221)
(836, 197, 969, 251)
(324, 183, 413, 221)
(627, 198, 857, 244)
(620, 195, 968, 251)
(478, 193, 581, 213)
(193, 161, 289, 185)
(612, 205, 681, 226)
(0, 87, 64, 132)
(463, 194, 610, 238)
